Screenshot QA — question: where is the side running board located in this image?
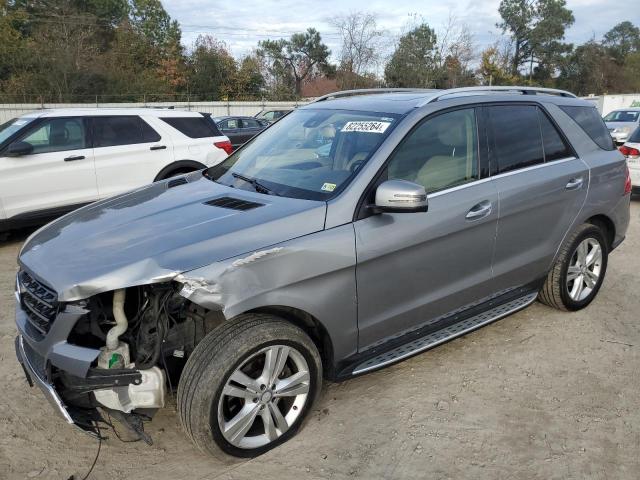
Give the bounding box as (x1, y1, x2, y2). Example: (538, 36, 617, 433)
(352, 292, 538, 375)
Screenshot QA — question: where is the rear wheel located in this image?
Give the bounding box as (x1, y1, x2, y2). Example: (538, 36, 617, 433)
(539, 223, 608, 311)
(177, 314, 322, 459)
(159, 168, 196, 180)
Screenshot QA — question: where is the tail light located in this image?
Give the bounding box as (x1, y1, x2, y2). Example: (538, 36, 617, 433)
(214, 140, 233, 155)
(619, 145, 640, 159)
(624, 164, 632, 195)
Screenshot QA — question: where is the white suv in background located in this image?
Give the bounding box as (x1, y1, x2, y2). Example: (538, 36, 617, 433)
(0, 108, 232, 233)
(619, 127, 640, 193)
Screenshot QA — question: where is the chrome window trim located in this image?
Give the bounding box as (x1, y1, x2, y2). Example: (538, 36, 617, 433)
(427, 156, 577, 199)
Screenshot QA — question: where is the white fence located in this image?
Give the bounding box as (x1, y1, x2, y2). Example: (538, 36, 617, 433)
(581, 94, 640, 115)
(0, 100, 307, 123)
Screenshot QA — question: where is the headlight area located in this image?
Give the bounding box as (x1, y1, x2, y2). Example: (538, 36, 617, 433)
(60, 282, 225, 442)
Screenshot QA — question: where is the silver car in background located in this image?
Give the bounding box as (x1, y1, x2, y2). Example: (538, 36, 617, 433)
(603, 107, 640, 144)
(13, 87, 631, 459)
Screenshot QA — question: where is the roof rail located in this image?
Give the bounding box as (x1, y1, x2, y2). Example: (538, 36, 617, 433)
(312, 88, 437, 103)
(417, 86, 577, 106)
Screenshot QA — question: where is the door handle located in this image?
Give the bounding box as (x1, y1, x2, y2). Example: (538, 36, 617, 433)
(565, 177, 584, 190)
(466, 200, 492, 220)
(64, 155, 85, 162)
(150, 145, 167, 150)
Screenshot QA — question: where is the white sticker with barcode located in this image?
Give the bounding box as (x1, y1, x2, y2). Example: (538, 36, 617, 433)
(341, 121, 391, 133)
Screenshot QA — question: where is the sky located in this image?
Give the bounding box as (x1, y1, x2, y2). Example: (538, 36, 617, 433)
(163, 0, 639, 62)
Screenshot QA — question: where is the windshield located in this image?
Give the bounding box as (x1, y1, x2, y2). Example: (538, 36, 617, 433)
(205, 108, 401, 200)
(0, 117, 34, 144)
(603, 110, 640, 122)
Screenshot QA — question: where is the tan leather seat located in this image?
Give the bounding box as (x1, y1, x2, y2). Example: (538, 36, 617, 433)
(415, 114, 474, 191)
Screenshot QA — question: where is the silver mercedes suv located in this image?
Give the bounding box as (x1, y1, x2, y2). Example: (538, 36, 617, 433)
(14, 87, 631, 459)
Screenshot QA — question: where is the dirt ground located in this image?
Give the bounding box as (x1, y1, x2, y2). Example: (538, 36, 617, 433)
(1, 200, 639, 480)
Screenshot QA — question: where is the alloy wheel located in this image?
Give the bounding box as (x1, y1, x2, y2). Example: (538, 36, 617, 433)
(217, 345, 310, 449)
(566, 237, 602, 302)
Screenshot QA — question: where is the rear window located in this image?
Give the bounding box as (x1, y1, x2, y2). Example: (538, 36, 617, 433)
(560, 106, 615, 151)
(161, 116, 221, 138)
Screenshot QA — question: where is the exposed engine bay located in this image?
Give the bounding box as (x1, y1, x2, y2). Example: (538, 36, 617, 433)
(59, 283, 223, 442)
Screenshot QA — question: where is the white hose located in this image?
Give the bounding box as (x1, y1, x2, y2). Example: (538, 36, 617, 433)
(106, 289, 128, 350)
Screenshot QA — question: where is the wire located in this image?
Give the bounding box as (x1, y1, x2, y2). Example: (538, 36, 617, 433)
(105, 412, 141, 443)
(69, 423, 101, 480)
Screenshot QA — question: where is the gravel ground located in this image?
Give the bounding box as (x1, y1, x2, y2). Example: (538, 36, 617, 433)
(1, 199, 638, 480)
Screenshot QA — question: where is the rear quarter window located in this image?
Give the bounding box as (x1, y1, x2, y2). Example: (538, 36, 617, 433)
(559, 105, 615, 151)
(161, 116, 221, 138)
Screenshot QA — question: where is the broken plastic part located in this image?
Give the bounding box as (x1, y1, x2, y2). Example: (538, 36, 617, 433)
(93, 366, 165, 413)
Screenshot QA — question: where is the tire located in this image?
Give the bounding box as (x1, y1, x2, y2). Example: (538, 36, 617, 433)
(539, 223, 608, 311)
(159, 168, 195, 180)
(177, 313, 322, 459)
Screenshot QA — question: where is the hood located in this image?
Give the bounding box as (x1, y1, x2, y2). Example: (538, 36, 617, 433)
(19, 173, 326, 301)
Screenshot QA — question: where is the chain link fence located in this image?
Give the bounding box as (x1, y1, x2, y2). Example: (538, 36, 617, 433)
(0, 94, 308, 123)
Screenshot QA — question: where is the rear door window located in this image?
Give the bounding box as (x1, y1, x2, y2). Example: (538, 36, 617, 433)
(538, 109, 573, 161)
(487, 105, 544, 174)
(241, 118, 261, 129)
(560, 105, 615, 151)
(161, 116, 219, 138)
(93, 116, 160, 147)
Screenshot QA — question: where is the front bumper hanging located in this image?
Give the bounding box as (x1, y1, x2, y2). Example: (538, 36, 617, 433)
(15, 335, 75, 424)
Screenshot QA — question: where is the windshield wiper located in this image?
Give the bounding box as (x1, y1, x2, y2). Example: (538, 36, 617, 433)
(231, 172, 280, 196)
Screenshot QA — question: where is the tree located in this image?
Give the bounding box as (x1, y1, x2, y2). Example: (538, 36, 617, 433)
(258, 28, 333, 96)
(434, 16, 477, 88)
(385, 23, 439, 88)
(497, 0, 574, 77)
(556, 41, 621, 95)
(603, 21, 640, 63)
(235, 54, 265, 99)
(330, 12, 383, 89)
(129, 0, 181, 52)
(188, 35, 236, 100)
(477, 42, 518, 85)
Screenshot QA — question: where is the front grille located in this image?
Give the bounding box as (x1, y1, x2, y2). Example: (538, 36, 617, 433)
(19, 271, 59, 336)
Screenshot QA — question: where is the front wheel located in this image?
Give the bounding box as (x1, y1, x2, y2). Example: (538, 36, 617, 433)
(539, 223, 608, 311)
(177, 314, 322, 459)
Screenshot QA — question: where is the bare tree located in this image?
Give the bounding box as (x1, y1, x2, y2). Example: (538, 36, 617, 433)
(330, 12, 384, 89)
(435, 14, 477, 87)
(436, 14, 475, 71)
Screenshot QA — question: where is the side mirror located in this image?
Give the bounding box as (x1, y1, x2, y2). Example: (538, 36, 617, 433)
(6, 141, 34, 156)
(371, 179, 428, 213)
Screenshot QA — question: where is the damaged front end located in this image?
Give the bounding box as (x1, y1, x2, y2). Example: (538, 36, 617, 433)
(15, 270, 223, 441)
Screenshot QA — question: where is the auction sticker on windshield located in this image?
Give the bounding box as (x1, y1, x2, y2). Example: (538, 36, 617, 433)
(341, 121, 391, 133)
